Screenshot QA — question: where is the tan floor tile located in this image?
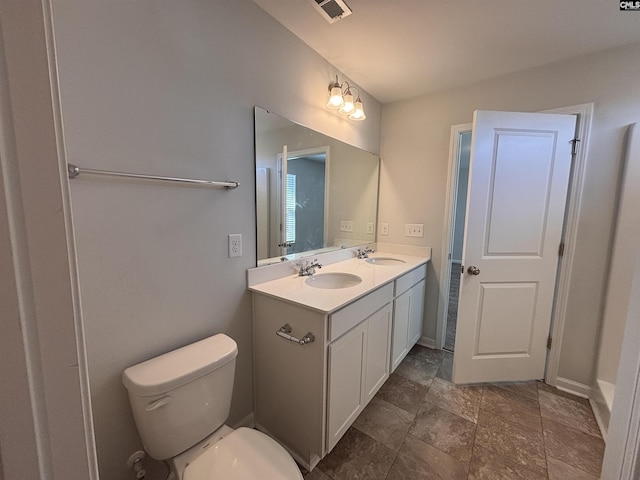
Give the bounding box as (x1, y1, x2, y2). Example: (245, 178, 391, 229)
(424, 377, 483, 423)
(376, 373, 428, 415)
(436, 353, 454, 382)
(481, 385, 542, 431)
(474, 411, 547, 476)
(542, 418, 604, 477)
(493, 381, 539, 400)
(408, 345, 446, 362)
(318, 427, 396, 480)
(352, 396, 414, 451)
(303, 468, 332, 480)
(538, 390, 601, 437)
(395, 353, 439, 386)
(386, 434, 469, 480)
(547, 457, 599, 480)
(468, 445, 547, 480)
(409, 401, 476, 462)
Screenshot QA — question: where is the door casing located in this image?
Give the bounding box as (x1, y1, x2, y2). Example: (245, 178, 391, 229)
(436, 103, 594, 390)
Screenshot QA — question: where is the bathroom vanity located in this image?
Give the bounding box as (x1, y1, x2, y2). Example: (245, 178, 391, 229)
(249, 252, 428, 471)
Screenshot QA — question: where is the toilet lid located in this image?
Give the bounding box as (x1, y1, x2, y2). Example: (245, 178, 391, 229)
(183, 428, 303, 480)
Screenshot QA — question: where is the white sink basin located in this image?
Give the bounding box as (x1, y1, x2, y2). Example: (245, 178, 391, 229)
(305, 272, 363, 289)
(365, 257, 406, 266)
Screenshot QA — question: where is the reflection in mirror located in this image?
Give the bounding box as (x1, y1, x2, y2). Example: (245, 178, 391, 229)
(255, 107, 380, 266)
(279, 146, 329, 255)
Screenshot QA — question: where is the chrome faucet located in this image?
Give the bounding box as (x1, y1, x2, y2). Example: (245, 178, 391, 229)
(296, 259, 323, 276)
(356, 247, 375, 259)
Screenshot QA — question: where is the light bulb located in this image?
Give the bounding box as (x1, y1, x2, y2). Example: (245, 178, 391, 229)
(349, 99, 366, 121)
(327, 86, 344, 109)
(339, 92, 354, 115)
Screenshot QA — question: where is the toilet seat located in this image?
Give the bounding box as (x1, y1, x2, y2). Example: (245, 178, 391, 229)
(182, 427, 303, 480)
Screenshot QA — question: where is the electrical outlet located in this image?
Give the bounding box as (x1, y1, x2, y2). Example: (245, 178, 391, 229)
(405, 223, 424, 237)
(366, 222, 374, 234)
(228, 234, 242, 257)
(340, 220, 353, 233)
(380, 223, 389, 235)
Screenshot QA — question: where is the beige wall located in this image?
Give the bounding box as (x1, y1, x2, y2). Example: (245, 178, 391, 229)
(50, 1, 381, 479)
(379, 42, 640, 386)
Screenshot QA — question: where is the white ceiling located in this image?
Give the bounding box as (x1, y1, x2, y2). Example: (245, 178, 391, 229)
(253, 0, 640, 104)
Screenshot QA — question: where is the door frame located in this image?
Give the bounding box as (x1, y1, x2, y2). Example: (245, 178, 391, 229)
(0, 1, 98, 478)
(436, 103, 594, 390)
(435, 122, 472, 351)
(276, 146, 331, 256)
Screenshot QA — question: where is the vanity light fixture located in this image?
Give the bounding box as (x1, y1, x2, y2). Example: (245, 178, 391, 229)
(326, 75, 366, 121)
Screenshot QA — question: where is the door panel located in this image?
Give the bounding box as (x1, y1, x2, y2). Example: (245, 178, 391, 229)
(486, 131, 555, 256)
(453, 110, 576, 384)
(475, 282, 538, 355)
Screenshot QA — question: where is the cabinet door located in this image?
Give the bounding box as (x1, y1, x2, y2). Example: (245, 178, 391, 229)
(364, 304, 392, 402)
(391, 290, 411, 372)
(408, 279, 425, 346)
(326, 321, 367, 452)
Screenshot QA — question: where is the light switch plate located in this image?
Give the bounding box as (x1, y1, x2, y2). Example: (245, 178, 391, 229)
(340, 220, 353, 233)
(405, 224, 424, 237)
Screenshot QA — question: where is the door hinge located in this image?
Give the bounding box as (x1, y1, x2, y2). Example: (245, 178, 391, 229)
(571, 138, 581, 156)
(547, 336, 553, 349)
(558, 243, 565, 256)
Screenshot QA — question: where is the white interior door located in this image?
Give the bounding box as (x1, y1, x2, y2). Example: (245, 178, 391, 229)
(452, 110, 576, 384)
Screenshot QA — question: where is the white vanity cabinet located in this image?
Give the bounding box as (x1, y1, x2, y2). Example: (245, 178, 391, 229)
(250, 255, 428, 472)
(252, 282, 393, 470)
(326, 286, 392, 452)
(391, 265, 427, 372)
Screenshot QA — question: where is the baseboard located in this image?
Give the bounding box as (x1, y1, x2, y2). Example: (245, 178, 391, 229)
(417, 336, 437, 349)
(589, 379, 615, 441)
(554, 376, 591, 399)
(590, 398, 610, 442)
(232, 412, 255, 429)
(596, 379, 615, 411)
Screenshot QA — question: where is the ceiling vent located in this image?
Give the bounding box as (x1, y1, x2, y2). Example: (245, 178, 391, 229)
(309, 0, 352, 24)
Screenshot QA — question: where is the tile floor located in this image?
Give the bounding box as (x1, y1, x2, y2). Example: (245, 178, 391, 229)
(304, 345, 604, 480)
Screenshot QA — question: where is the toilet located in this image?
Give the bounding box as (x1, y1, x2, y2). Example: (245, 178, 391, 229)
(122, 334, 303, 480)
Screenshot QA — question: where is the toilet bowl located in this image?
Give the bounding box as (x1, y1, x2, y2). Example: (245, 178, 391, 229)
(122, 334, 303, 480)
(172, 425, 302, 480)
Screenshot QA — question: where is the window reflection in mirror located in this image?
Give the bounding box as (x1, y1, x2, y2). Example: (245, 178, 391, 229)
(254, 107, 380, 266)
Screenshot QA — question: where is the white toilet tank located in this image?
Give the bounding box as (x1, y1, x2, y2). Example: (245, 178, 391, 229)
(122, 334, 238, 460)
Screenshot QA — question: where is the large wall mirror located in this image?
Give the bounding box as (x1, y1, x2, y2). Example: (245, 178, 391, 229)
(255, 107, 380, 266)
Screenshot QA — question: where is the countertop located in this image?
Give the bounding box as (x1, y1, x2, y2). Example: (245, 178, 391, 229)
(248, 252, 429, 314)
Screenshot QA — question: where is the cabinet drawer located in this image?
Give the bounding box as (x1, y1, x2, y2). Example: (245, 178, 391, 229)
(329, 283, 393, 342)
(395, 264, 427, 296)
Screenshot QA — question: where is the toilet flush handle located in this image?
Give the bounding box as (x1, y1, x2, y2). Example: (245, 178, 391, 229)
(145, 395, 172, 411)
